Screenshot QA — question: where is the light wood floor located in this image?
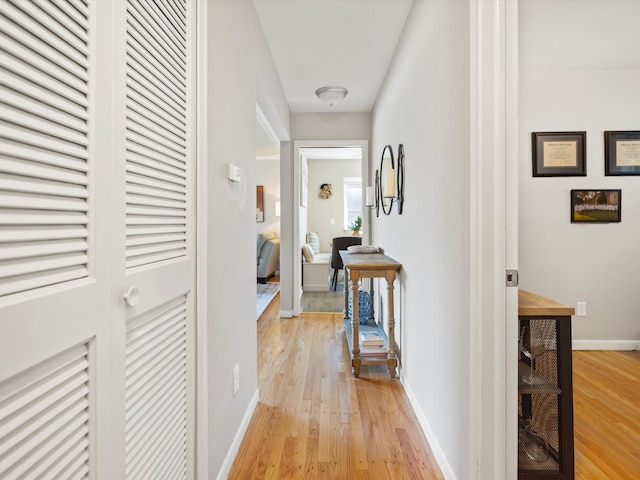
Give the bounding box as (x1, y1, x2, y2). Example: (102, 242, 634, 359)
(229, 295, 444, 479)
(235, 292, 640, 479)
(572, 349, 640, 479)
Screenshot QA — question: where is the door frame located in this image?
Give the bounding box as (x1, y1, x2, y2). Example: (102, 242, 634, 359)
(285, 140, 369, 317)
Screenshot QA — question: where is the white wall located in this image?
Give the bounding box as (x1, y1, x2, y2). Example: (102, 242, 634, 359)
(519, 0, 640, 348)
(256, 159, 281, 237)
(307, 157, 361, 251)
(371, 1, 471, 478)
(200, 1, 290, 477)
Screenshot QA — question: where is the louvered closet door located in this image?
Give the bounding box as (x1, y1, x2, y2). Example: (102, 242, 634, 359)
(0, 1, 106, 478)
(119, 1, 195, 479)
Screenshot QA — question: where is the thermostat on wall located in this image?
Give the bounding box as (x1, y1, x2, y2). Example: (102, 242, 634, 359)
(226, 163, 241, 182)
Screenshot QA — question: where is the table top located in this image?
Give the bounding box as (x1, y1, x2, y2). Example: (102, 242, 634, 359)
(518, 290, 575, 316)
(340, 251, 402, 271)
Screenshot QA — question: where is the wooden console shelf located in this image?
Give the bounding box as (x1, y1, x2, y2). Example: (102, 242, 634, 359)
(518, 290, 575, 480)
(340, 251, 401, 378)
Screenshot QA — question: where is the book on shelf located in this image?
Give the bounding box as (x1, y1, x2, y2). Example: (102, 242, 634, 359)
(359, 331, 384, 347)
(359, 346, 387, 357)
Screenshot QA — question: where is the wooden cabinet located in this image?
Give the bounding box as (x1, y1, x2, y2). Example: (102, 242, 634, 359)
(518, 291, 575, 479)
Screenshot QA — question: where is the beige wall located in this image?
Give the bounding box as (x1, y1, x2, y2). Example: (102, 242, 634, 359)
(306, 157, 361, 252)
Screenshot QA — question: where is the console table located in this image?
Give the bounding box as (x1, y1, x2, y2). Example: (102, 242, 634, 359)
(518, 290, 575, 479)
(340, 251, 402, 378)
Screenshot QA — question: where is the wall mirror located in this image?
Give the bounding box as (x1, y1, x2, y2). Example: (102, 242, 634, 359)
(378, 144, 395, 215)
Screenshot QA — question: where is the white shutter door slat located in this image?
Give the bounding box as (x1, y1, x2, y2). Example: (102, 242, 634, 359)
(1, 143, 88, 173)
(125, 0, 189, 279)
(0, 209, 88, 225)
(126, 107, 186, 152)
(32, 0, 89, 44)
(0, 343, 90, 479)
(125, 250, 185, 269)
(126, 45, 185, 108)
(0, 51, 88, 108)
(0, 121, 88, 159)
(132, 0, 186, 56)
(0, 265, 86, 297)
(0, 172, 88, 198)
(126, 193, 184, 210)
(126, 233, 186, 247)
(0, 225, 88, 243)
(0, 158, 88, 185)
(0, 89, 88, 135)
(0, 70, 88, 121)
(126, 163, 186, 187)
(0, 191, 87, 212)
(127, 143, 186, 173)
(127, 4, 185, 81)
(0, 252, 88, 281)
(0, 19, 88, 86)
(126, 183, 185, 202)
(126, 118, 185, 158)
(0, 239, 88, 262)
(125, 173, 186, 196)
(1, 0, 89, 69)
(125, 295, 187, 479)
(0, 0, 89, 298)
(126, 225, 186, 236)
(126, 66, 185, 124)
(126, 88, 185, 134)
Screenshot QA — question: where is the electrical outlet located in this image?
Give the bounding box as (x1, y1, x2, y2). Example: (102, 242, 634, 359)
(576, 302, 587, 317)
(233, 364, 240, 395)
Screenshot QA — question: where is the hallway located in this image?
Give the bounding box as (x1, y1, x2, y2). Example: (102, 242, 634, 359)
(229, 296, 444, 479)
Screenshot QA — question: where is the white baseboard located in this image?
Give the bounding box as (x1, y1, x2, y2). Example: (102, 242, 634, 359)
(399, 370, 456, 480)
(573, 340, 640, 351)
(215, 389, 259, 480)
(279, 309, 293, 318)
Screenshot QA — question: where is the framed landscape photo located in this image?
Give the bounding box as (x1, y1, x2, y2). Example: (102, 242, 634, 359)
(532, 131, 586, 177)
(570, 189, 621, 223)
(604, 130, 640, 175)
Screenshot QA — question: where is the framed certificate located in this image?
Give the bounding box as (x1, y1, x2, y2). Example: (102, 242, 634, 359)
(604, 131, 640, 176)
(532, 131, 586, 177)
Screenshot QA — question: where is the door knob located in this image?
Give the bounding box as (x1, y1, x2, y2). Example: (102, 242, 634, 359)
(124, 285, 140, 307)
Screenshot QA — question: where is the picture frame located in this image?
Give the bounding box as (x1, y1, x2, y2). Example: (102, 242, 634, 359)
(570, 189, 621, 223)
(604, 130, 640, 176)
(532, 131, 586, 177)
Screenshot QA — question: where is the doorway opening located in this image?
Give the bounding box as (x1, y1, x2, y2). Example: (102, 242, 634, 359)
(296, 143, 368, 313)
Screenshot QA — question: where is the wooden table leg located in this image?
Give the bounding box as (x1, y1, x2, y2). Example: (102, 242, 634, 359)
(386, 271, 398, 378)
(351, 271, 361, 378)
(343, 266, 349, 320)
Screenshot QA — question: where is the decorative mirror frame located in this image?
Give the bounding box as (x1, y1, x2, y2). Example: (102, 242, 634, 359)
(397, 144, 405, 214)
(378, 144, 395, 216)
(374, 169, 380, 217)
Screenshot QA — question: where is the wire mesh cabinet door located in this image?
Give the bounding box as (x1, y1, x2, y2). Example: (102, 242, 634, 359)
(518, 316, 575, 480)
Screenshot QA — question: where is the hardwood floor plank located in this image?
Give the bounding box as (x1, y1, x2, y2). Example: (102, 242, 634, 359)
(573, 350, 640, 479)
(231, 297, 444, 479)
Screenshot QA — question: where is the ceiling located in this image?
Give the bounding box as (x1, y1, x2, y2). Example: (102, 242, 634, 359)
(253, 0, 414, 114)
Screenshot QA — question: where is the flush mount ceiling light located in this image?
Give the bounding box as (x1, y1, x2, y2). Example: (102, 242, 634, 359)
(315, 86, 348, 107)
